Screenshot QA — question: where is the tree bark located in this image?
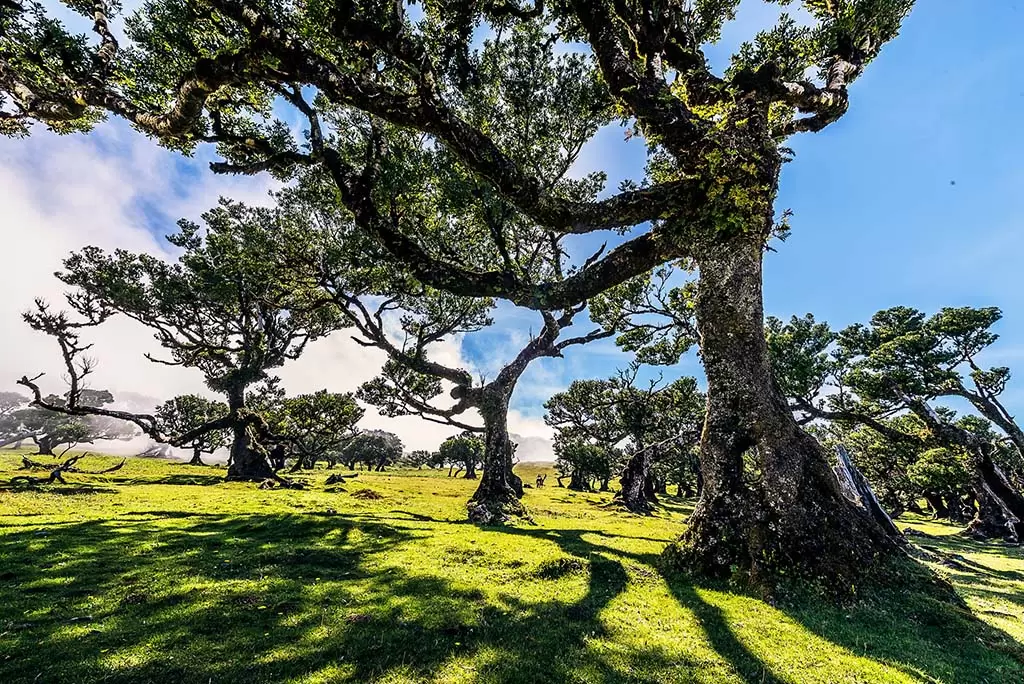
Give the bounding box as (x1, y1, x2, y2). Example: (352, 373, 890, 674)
(568, 469, 591, 491)
(965, 454, 1024, 543)
(924, 492, 949, 519)
(467, 388, 525, 524)
(664, 235, 895, 593)
(617, 449, 652, 513)
(224, 390, 275, 481)
(34, 435, 54, 456)
(188, 447, 205, 466)
(464, 457, 478, 479)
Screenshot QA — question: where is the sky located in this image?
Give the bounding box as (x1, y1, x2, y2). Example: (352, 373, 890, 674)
(1, 2, 1023, 460)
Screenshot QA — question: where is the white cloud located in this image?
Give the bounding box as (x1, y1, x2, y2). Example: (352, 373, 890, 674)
(0, 120, 567, 460)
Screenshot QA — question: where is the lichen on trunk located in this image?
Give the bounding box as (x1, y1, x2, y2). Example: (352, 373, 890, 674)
(223, 391, 275, 482)
(663, 234, 896, 595)
(467, 390, 526, 524)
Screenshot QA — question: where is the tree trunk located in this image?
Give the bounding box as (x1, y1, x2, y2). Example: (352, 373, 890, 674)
(618, 450, 652, 513)
(188, 448, 205, 466)
(34, 435, 54, 456)
(965, 454, 1024, 542)
(464, 458, 478, 479)
(224, 390, 275, 481)
(467, 389, 525, 524)
(664, 235, 894, 593)
(568, 469, 590, 491)
(599, 475, 611, 492)
(924, 492, 949, 519)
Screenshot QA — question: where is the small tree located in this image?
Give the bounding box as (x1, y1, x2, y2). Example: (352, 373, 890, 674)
(341, 430, 404, 472)
(7, 389, 133, 456)
(437, 433, 485, 479)
(545, 368, 704, 512)
(401, 449, 434, 469)
(279, 391, 364, 471)
(156, 395, 229, 466)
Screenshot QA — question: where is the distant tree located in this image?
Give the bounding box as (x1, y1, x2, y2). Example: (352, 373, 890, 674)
(401, 449, 434, 469)
(18, 202, 342, 481)
(279, 391, 364, 471)
(553, 438, 619, 492)
(545, 368, 703, 512)
(156, 395, 229, 466)
(341, 430, 404, 472)
(0, 391, 30, 448)
(5, 389, 133, 456)
(437, 433, 485, 479)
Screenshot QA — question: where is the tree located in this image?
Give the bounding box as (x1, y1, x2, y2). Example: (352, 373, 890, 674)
(437, 433, 485, 479)
(0, 391, 31, 448)
(1, 0, 917, 587)
(553, 438, 619, 492)
(545, 369, 704, 512)
(341, 430, 404, 472)
(401, 449, 434, 469)
(18, 202, 342, 481)
(837, 309, 1024, 542)
(4, 388, 133, 455)
(155, 395, 229, 465)
(278, 390, 364, 470)
(768, 310, 1024, 543)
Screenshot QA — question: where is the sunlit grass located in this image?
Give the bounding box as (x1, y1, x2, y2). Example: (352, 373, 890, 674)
(0, 449, 1021, 683)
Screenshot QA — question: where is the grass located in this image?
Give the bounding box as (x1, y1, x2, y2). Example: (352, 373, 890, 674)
(0, 451, 1022, 683)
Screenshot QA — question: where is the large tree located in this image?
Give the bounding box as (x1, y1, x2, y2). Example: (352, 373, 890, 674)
(18, 202, 341, 481)
(1, 0, 917, 587)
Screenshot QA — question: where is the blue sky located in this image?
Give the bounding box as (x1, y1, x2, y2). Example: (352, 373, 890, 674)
(499, 2, 1024, 422)
(2, 2, 1023, 453)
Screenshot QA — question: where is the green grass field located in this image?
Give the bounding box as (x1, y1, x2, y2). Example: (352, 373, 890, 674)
(1, 450, 1022, 683)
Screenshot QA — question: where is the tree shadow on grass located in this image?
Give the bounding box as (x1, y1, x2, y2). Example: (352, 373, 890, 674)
(0, 511, 694, 684)
(0, 480, 117, 495)
(490, 522, 1024, 684)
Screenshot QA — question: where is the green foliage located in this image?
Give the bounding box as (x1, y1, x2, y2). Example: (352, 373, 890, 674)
(56, 199, 343, 397)
(277, 390, 365, 464)
(590, 266, 699, 367)
(437, 432, 485, 473)
(908, 447, 972, 496)
(341, 430, 404, 470)
(155, 394, 229, 454)
(766, 313, 837, 402)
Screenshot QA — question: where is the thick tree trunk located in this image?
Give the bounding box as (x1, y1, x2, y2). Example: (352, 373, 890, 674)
(599, 475, 611, 492)
(34, 435, 54, 456)
(188, 448, 205, 466)
(467, 389, 525, 524)
(618, 449, 652, 513)
(224, 391, 275, 482)
(664, 236, 894, 593)
(568, 469, 590, 491)
(924, 492, 948, 519)
(464, 458, 478, 479)
(965, 454, 1024, 542)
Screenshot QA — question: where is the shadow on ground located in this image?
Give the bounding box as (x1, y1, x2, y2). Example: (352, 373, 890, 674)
(0, 505, 1021, 683)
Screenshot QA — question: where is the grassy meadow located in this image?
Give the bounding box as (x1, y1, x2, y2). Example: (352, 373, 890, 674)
(0, 449, 1022, 683)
